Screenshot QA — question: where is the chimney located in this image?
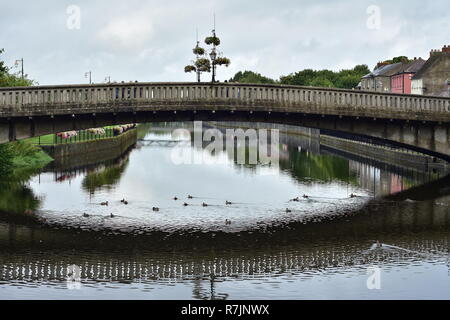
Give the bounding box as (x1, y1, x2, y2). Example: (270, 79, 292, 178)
(430, 49, 439, 57)
(376, 61, 388, 68)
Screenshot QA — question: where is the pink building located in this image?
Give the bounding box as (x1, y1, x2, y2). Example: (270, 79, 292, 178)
(390, 58, 425, 94)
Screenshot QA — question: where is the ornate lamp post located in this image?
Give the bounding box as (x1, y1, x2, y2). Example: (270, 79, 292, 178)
(209, 47, 217, 83)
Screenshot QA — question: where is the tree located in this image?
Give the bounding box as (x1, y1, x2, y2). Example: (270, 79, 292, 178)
(0, 48, 36, 87)
(229, 71, 275, 84)
(0, 49, 8, 75)
(280, 64, 370, 89)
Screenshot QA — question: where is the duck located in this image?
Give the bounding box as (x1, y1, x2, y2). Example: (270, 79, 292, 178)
(101, 201, 109, 206)
(225, 219, 231, 225)
(290, 197, 300, 202)
(110, 213, 115, 218)
(83, 212, 90, 217)
(285, 208, 292, 213)
(123, 200, 128, 205)
(173, 196, 178, 201)
(152, 207, 159, 212)
(302, 194, 309, 199)
(350, 193, 357, 198)
(225, 200, 232, 205)
(202, 202, 208, 207)
(183, 202, 189, 206)
(187, 195, 193, 199)
(120, 198, 126, 203)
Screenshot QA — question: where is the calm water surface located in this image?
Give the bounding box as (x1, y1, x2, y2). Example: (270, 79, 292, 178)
(0, 122, 449, 299)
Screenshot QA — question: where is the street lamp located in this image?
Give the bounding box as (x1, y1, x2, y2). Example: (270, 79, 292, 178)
(84, 71, 92, 84)
(14, 58, 24, 79)
(209, 48, 217, 82)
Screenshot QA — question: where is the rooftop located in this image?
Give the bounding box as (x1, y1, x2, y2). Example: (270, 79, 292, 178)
(362, 62, 403, 79)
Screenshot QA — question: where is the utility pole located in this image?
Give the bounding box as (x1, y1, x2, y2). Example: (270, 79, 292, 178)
(85, 71, 92, 84)
(196, 28, 200, 83)
(15, 58, 24, 79)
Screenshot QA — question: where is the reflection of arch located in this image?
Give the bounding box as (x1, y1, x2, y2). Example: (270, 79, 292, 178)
(0, 231, 447, 284)
(0, 189, 449, 280)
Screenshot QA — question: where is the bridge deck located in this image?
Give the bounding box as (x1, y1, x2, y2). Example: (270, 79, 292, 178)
(0, 82, 449, 122)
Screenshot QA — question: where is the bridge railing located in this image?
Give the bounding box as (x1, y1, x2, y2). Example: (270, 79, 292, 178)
(0, 83, 449, 119)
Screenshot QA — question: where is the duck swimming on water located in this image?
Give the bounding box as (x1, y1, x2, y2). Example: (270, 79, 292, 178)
(187, 195, 193, 199)
(302, 194, 309, 199)
(152, 207, 159, 212)
(202, 202, 208, 207)
(285, 208, 292, 213)
(183, 202, 189, 206)
(83, 212, 90, 217)
(225, 201, 232, 205)
(101, 201, 108, 206)
(110, 213, 115, 218)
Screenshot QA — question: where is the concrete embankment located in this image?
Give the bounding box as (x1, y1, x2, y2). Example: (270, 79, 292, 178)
(41, 129, 137, 171)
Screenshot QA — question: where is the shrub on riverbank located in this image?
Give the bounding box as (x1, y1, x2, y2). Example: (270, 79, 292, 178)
(0, 140, 53, 178)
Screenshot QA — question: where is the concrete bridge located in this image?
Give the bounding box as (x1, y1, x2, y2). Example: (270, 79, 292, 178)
(1, 82, 449, 159)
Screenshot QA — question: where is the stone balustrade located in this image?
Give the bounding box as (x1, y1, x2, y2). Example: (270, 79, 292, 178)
(0, 82, 449, 122)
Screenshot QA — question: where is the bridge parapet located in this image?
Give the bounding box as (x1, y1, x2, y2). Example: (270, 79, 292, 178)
(0, 82, 449, 122)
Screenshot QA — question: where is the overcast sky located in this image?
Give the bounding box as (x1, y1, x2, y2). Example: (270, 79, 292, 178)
(0, 0, 448, 85)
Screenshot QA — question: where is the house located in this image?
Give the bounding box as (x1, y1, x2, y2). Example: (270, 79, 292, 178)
(360, 62, 404, 92)
(411, 45, 450, 96)
(390, 58, 426, 94)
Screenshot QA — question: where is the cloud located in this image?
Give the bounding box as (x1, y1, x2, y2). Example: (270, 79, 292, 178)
(96, 16, 154, 52)
(0, 0, 448, 85)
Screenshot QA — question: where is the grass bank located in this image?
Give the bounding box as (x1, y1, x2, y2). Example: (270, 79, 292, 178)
(0, 140, 53, 179)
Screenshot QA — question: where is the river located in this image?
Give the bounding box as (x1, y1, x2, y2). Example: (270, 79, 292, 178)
(0, 122, 449, 299)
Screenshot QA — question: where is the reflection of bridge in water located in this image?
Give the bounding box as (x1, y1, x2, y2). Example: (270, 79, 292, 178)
(138, 139, 190, 147)
(0, 192, 449, 282)
(0, 231, 448, 283)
